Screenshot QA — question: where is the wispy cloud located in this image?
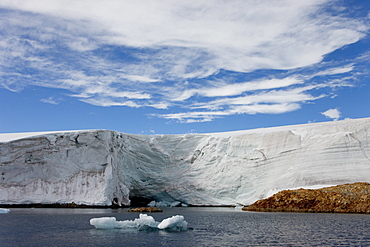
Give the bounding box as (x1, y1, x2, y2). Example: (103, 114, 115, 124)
(0, 0, 368, 123)
(40, 96, 61, 105)
(313, 65, 354, 77)
(172, 77, 305, 101)
(155, 103, 302, 123)
(155, 84, 325, 122)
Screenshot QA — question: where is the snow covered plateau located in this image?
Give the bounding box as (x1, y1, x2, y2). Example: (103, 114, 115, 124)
(1, 118, 370, 206)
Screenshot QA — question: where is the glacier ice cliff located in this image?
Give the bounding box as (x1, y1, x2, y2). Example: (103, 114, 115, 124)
(1, 118, 370, 206)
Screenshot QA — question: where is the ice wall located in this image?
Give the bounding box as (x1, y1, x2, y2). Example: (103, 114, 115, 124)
(1, 118, 370, 206)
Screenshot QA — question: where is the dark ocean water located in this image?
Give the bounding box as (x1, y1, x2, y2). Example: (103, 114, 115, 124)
(1, 207, 370, 246)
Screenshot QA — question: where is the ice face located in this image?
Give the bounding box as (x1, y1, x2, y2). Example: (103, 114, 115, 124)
(89, 214, 187, 231)
(1, 118, 370, 206)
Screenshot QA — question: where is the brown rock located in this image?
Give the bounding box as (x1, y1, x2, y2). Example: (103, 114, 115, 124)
(242, 182, 370, 213)
(126, 207, 163, 213)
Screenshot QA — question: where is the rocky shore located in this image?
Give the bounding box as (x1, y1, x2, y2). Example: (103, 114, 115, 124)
(243, 182, 370, 213)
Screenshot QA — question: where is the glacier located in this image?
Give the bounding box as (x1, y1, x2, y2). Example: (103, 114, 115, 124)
(1, 118, 370, 206)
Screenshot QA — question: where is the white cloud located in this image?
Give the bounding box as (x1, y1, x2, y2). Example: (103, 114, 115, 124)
(173, 77, 304, 101)
(0, 0, 367, 123)
(0, 0, 366, 76)
(314, 65, 354, 77)
(155, 110, 228, 123)
(40, 97, 60, 105)
(156, 103, 302, 123)
(80, 98, 141, 108)
(321, 108, 341, 121)
(190, 85, 325, 110)
(121, 74, 160, 83)
(155, 85, 323, 122)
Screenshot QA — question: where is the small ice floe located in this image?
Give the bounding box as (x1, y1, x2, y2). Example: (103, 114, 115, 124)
(157, 215, 187, 230)
(0, 208, 10, 213)
(90, 213, 188, 231)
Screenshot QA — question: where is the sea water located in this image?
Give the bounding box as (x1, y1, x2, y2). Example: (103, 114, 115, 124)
(1, 207, 370, 246)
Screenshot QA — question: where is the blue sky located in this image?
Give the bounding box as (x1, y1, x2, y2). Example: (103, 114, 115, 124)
(0, 0, 370, 135)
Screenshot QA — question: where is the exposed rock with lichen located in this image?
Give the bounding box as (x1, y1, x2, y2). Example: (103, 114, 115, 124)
(127, 207, 163, 213)
(243, 182, 370, 213)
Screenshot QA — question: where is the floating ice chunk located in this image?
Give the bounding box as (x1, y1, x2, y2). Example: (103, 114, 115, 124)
(131, 214, 159, 228)
(90, 214, 158, 229)
(90, 214, 187, 231)
(158, 215, 188, 230)
(90, 217, 120, 229)
(0, 208, 10, 213)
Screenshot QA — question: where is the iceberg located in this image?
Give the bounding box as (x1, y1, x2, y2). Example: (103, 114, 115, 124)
(89, 217, 123, 229)
(89, 214, 188, 231)
(0, 208, 10, 213)
(1, 118, 370, 206)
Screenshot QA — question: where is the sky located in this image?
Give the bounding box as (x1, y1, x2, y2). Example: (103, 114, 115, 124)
(0, 0, 370, 135)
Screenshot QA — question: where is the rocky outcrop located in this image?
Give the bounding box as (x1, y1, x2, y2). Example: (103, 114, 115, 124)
(243, 182, 370, 213)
